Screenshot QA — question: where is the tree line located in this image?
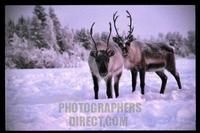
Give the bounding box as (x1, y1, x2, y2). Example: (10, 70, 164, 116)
(5, 5, 195, 69)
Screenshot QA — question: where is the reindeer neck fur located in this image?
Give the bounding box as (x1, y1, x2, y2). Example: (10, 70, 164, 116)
(107, 43, 123, 78)
(123, 41, 143, 70)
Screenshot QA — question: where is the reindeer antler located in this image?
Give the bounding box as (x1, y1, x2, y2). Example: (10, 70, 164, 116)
(90, 22, 97, 51)
(126, 10, 134, 39)
(113, 11, 122, 40)
(107, 22, 112, 49)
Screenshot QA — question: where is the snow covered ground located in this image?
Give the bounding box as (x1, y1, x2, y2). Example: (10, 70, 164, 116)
(5, 58, 196, 130)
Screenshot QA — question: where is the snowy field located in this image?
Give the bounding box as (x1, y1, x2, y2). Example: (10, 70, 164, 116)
(5, 58, 196, 130)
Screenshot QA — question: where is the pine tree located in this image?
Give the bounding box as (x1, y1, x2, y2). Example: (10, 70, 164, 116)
(49, 7, 66, 53)
(74, 28, 88, 42)
(158, 32, 164, 42)
(74, 28, 91, 50)
(15, 15, 29, 39)
(31, 5, 50, 49)
(30, 16, 43, 48)
(33, 5, 47, 26)
(61, 27, 74, 53)
(100, 31, 108, 43)
(5, 19, 15, 47)
(186, 31, 195, 54)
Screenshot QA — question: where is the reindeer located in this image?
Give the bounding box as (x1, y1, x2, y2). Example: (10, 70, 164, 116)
(112, 11, 182, 94)
(88, 22, 124, 99)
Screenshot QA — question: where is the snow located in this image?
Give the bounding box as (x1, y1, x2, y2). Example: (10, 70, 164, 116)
(5, 58, 196, 130)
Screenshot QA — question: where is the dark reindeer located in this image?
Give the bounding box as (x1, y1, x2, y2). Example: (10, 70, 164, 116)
(112, 11, 182, 94)
(88, 22, 124, 99)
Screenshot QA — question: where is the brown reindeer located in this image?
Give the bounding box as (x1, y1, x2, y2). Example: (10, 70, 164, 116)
(112, 11, 182, 94)
(88, 22, 124, 99)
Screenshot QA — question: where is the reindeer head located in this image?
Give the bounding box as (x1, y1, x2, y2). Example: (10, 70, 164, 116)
(90, 22, 115, 77)
(112, 10, 136, 57)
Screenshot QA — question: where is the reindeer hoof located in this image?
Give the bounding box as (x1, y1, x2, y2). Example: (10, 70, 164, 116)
(160, 91, 164, 94)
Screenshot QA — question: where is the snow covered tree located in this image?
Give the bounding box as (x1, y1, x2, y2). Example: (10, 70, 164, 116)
(30, 16, 41, 47)
(61, 28, 74, 54)
(149, 35, 156, 42)
(5, 19, 15, 47)
(74, 28, 89, 42)
(5, 32, 35, 69)
(100, 31, 108, 43)
(5, 5, 99, 68)
(158, 32, 164, 42)
(33, 5, 47, 27)
(31, 5, 51, 49)
(30, 16, 45, 48)
(49, 7, 67, 53)
(165, 32, 174, 42)
(93, 33, 100, 42)
(74, 28, 91, 50)
(15, 15, 29, 39)
(186, 31, 195, 54)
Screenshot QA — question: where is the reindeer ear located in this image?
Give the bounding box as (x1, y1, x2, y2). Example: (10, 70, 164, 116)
(107, 49, 115, 57)
(127, 35, 134, 42)
(90, 50, 97, 57)
(113, 37, 120, 43)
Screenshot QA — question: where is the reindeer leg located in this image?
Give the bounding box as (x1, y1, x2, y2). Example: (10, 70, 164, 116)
(166, 53, 182, 89)
(106, 77, 113, 98)
(92, 74, 99, 99)
(131, 69, 138, 92)
(114, 72, 122, 98)
(139, 69, 145, 95)
(174, 72, 182, 89)
(168, 70, 182, 89)
(156, 71, 167, 94)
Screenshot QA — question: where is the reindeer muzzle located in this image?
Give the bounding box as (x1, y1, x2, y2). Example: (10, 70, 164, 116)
(100, 72, 108, 77)
(122, 48, 128, 57)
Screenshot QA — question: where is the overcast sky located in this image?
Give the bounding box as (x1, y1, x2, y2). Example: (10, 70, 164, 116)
(5, 5, 195, 39)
